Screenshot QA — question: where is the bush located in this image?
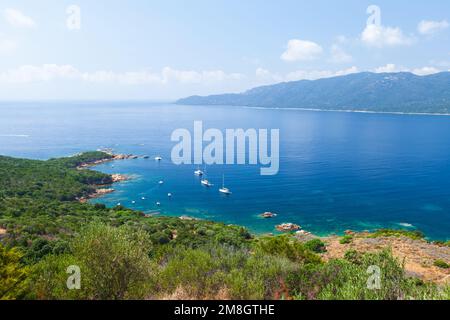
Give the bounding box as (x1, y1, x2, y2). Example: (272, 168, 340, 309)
(30, 223, 155, 300)
(433, 260, 449, 269)
(344, 249, 362, 264)
(340, 235, 353, 244)
(304, 239, 327, 253)
(28, 254, 81, 300)
(156, 245, 299, 300)
(254, 235, 322, 264)
(288, 249, 449, 300)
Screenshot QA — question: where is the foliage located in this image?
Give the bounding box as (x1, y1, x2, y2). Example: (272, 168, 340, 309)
(253, 235, 322, 264)
(0, 153, 112, 202)
(433, 260, 449, 269)
(0, 244, 29, 300)
(156, 245, 298, 300)
(369, 229, 425, 241)
(340, 235, 353, 244)
(288, 249, 449, 300)
(304, 239, 327, 253)
(30, 223, 155, 300)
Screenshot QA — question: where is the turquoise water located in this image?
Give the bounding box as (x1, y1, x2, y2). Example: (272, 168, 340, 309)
(1, 101, 450, 240)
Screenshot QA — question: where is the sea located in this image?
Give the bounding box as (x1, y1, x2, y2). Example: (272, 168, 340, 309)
(1, 101, 449, 240)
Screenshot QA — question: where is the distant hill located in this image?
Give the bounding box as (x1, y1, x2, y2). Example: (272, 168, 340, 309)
(177, 72, 450, 114)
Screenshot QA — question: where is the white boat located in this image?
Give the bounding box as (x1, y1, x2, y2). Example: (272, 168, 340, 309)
(201, 179, 213, 187)
(194, 169, 204, 176)
(155, 156, 162, 161)
(159, 180, 164, 185)
(219, 175, 232, 195)
(167, 193, 172, 197)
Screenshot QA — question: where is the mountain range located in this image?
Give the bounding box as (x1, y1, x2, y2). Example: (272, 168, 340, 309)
(177, 72, 450, 114)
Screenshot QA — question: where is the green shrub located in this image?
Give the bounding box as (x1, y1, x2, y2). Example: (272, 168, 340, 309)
(340, 235, 353, 244)
(304, 239, 327, 253)
(433, 260, 449, 269)
(288, 249, 449, 300)
(30, 223, 155, 300)
(0, 244, 30, 300)
(344, 249, 362, 264)
(156, 245, 299, 300)
(254, 235, 322, 264)
(370, 229, 425, 241)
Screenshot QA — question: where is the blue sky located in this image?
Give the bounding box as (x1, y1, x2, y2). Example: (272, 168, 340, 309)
(0, 0, 449, 100)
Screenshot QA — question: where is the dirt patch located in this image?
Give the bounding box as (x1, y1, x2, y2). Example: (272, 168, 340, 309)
(322, 235, 450, 284)
(0, 228, 7, 236)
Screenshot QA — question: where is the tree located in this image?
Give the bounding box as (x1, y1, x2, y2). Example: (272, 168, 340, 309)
(0, 244, 29, 300)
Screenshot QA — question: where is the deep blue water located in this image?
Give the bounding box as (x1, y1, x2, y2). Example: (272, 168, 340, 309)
(1, 101, 450, 240)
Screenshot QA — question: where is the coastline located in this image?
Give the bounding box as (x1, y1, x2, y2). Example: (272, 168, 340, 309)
(241, 106, 450, 117)
(76, 152, 133, 203)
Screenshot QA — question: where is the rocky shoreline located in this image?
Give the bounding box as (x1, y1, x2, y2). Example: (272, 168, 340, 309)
(77, 152, 139, 169)
(77, 152, 134, 202)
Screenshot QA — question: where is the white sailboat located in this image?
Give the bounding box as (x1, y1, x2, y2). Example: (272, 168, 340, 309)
(219, 175, 232, 195)
(201, 178, 213, 187)
(200, 167, 213, 187)
(194, 166, 204, 176)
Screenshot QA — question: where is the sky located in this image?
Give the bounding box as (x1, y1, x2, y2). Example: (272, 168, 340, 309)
(0, 0, 449, 100)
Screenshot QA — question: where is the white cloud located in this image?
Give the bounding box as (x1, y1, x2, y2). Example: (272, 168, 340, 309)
(329, 45, 352, 63)
(374, 63, 403, 73)
(286, 66, 359, 81)
(418, 20, 449, 35)
(161, 67, 244, 84)
(281, 39, 323, 62)
(411, 66, 441, 76)
(361, 24, 414, 47)
(255, 68, 284, 83)
(4, 8, 36, 28)
(373, 64, 441, 76)
(0, 36, 16, 54)
(255, 66, 359, 84)
(0, 64, 245, 86)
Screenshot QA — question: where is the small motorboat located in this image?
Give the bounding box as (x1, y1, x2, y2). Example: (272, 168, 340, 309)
(155, 156, 163, 161)
(159, 180, 164, 185)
